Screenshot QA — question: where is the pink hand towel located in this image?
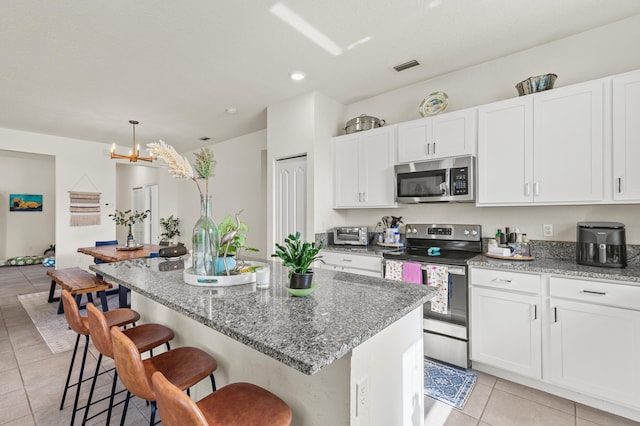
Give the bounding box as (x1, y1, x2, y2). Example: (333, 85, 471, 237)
(402, 262, 423, 284)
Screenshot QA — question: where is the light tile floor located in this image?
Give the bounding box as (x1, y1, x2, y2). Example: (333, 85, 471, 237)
(1, 265, 639, 425)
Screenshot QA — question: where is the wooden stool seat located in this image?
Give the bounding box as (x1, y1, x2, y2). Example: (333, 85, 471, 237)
(47, 267, 113, 313)
(152, 373, 292, 426)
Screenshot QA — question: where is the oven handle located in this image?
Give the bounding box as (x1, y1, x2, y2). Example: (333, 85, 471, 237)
(420, 265, 465, 276)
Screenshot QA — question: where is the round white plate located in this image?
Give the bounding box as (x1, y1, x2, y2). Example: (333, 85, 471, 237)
(419, 92, 449, 117)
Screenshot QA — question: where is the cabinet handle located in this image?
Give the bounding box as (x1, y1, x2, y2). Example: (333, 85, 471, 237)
(524, 183, 531, 197)
(581, 290, 607, 296)
(534, 182, 540, 196)
(432, 142, 436, 154)
(426, 143, 430, 155)
(531, 304, 537, 321)
(553, 307, 558, 323)
(490, 278, 512, 284)
(362, 192, 366, 202)
(618, 177, 622, 193)
(342, 259, 353, 262)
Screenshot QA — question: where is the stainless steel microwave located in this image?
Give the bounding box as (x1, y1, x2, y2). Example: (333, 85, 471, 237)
(395, 155, 475, 203)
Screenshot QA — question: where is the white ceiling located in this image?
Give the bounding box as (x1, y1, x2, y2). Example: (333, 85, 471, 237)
(2, 0, 640, 152)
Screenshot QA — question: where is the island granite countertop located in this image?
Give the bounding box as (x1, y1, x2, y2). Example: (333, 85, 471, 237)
(469, 255, 640, 285)
(91, 258, 434, 375)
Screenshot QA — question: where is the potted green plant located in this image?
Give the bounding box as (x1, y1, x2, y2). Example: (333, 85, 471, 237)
(109, 209, 150, 247)
(216, 212, 259, 274)
(272, 232, 323, 289)
(159, 215, 181, 246)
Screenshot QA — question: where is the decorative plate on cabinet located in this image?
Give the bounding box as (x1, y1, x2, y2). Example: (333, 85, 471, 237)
(418, 92, 448, 117)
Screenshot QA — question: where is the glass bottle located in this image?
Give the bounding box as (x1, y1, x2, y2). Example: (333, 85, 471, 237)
(191, 195, 219, 275)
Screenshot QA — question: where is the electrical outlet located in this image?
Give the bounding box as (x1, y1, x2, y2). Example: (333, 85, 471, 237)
(356, 376, 369, 419)
(543, 224, 553, 237)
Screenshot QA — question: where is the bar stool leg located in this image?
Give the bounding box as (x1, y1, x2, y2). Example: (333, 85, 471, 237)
(81, 353, 103, 425)
(120, 391, 131, 426)
(60, 334, 81, 409)
(70, 335, 90, 426)
(105, 370, 119, 426)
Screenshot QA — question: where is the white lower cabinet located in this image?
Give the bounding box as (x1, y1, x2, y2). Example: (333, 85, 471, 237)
(470, 268, 542, 378)
(549, 277, 640, 408)
(471, 268, 640, 416)
(317, 250, 382, 278)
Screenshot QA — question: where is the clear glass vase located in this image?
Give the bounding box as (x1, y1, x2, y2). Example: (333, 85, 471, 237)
(191, 195, 219, 275)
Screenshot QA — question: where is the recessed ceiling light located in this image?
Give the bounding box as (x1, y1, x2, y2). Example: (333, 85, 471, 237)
(290, 71, 306, 81)
(225, 107, 238, 114)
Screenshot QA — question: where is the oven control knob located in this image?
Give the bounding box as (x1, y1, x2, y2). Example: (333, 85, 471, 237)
(410, 228, 417, 234)
(471, 230, 478, 236)
(464, 229, 470, 235)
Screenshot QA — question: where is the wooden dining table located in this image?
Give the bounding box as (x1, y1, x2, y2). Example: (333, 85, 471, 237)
(77, 243, 163, 307)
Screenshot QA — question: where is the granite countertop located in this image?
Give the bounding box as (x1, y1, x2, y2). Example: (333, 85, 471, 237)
(469, 255, 640, 284)
(90, 258, 434, 375)
(321, 244, 402, 257)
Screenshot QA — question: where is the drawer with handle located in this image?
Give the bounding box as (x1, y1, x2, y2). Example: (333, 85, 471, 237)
(471, 267, 541, 294)
(550, 276, 640, 310)
(320, 250, 382, 273)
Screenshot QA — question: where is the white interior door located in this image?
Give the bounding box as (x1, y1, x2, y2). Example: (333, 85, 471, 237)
(132, 185, 159, 244)
(275, 156, 307, 246)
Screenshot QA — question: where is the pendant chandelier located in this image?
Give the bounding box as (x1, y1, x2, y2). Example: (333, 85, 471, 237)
(110, 120, 155, 162)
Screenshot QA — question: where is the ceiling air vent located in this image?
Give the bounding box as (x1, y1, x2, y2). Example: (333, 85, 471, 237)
(393, 59, 421, 72)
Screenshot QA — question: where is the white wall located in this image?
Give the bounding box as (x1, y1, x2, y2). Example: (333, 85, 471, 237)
(0, 127, 117, 270)
(323, 14, 640, 243)
(141, 130, 269, 255)
(0, 150, 55, 262)
(267, 92, 344, 250)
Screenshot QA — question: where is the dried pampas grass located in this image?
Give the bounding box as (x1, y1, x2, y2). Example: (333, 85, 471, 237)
(147, 140, 195, 180)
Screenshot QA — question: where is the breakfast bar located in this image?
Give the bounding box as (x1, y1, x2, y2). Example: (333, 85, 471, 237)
(91, 257, 435, 426)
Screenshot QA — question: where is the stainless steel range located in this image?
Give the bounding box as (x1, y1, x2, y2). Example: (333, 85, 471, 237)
(383, 223, 482, 368)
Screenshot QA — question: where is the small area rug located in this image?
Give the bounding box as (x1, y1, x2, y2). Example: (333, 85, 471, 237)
(18, 291, 119, 354)
(424, 358, 477, 409)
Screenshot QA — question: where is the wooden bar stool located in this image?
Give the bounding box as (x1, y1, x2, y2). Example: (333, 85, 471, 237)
(59, 290, 140, 426)
(83, 303, 175, 425)
(110, 326, 219, 426)
(152, 372, 292, 426)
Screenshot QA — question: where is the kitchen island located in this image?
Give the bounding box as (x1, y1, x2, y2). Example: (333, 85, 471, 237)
(91, 257, 435, 426)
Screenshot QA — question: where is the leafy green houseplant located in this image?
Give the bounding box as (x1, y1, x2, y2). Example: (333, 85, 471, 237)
(272, 232, 323, 289)
(109, 209, 150, 247)
(159, 215, 181, 245)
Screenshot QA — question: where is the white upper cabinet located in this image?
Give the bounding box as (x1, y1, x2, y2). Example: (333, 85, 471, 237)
(533, 81, 604, 203)
(334, 126, 397, 208)
(477, 80, 604, 205)
(612, 70, 640, 201)
(477, 96, 533, 204)
(397, 108, 476, 163)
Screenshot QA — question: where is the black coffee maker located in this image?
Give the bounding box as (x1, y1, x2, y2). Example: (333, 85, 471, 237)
(576, 222, 627, 268)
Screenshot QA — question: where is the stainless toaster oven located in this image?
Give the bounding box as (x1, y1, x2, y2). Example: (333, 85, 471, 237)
(332, 226, 368, 246)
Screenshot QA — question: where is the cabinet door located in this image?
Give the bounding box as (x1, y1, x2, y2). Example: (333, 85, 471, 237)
(359, 127, 397, 207)
(613, 71, 640, 201)
(470, 286, 541, 378)
(397, 118, 429, 163)
(431, 108, 476, 159)
(533, 81, 604, 203)
(477, 97, 533, 205)
(334, 134, 361, 207)
(549, 299, 640, 407)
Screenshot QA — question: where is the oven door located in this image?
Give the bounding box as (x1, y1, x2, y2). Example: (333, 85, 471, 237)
(421, 263, 467, 327)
